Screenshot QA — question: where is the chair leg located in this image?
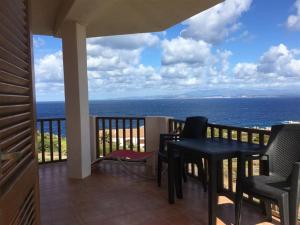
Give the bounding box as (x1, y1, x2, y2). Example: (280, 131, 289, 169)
(175, 158, 183, 199)
(157, 157, 162, 187)
(197, 159, 207, 192)
(278, 197, 290, 225)
(182, 162, 188, 183)
(264, 200, 272, 222)
(235, 190, 243, 225)
(289, 186, 300, 225)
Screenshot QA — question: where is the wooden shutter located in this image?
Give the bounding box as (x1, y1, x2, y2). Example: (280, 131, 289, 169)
(0, 0, 39, 224)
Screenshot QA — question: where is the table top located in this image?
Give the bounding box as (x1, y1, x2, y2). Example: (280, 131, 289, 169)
(167, 138, 263, 158)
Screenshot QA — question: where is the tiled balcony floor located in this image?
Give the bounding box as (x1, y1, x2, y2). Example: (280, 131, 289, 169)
(40, 162, 280, 225)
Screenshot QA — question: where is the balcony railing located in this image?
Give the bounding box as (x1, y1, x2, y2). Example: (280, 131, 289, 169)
(95, 116, 146, 158)
(37, 118, 67, 163)
(36, 116, 146, 164)
(37, 118, 270, 197)
(37, 116, 271, 203)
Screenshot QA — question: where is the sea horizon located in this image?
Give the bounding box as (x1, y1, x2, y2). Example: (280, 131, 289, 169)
(36, 95, 300, 103)
(36, 97, 300, 128)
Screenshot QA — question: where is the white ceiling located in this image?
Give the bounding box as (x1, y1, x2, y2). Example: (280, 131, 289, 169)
(30, 0, 223, 38)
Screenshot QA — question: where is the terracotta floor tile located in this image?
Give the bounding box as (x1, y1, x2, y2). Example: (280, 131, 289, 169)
(40, 162, 281, 225)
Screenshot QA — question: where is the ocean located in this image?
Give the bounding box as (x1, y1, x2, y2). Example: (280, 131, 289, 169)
(36, 97, 300, 128)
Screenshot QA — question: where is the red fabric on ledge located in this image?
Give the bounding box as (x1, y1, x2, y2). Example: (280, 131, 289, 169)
(106, 150, 154, 161)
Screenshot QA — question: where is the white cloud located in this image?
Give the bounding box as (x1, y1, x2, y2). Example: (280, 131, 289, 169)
(286, 0, 300, 31)
(160, 37, 232, 88)
(159, 42, 300, 91)
(34, 38, 300, 99)
(35, 33, 161, 97)
(86, 33, 160, 92)
(87, 47, 141, 70)
(35, 51, 64, 83)
(226, 30, 255, 43)
(258, 44, 300, 77)
(181, 0, 252, 43)
(34, 51, 65, 96)
(86, 33, 159, 71)
(234, 63, 257, 79)
(33, 36, 46, 48)
(233, 44, 300, 84)
(161, 37, 213, 65)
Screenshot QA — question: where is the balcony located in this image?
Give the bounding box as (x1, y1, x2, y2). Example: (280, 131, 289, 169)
(37, 116, 289, 225)
(4, 1, 295, 224)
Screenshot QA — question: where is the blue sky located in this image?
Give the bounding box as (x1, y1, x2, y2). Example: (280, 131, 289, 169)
(33, 0, 300, 101)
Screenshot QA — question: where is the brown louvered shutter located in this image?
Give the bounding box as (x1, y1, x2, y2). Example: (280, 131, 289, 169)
(0, 0, 40, 224)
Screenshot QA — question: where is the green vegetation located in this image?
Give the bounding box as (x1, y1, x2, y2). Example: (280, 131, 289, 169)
(36, 130, 145, 162)
(98, 133, 145, 156)
(37, 131, 67, 162)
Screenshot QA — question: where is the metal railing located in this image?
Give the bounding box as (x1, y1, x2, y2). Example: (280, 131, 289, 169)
(95, 116, 146, 159)
(37, 118, 66, 164)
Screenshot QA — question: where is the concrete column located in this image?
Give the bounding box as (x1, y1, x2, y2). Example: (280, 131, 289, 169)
(61, 21, 91, 179)
(145, 116, 172, 175)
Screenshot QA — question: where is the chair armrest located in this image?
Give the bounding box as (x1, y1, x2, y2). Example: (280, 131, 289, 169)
(290, 162, 300, 194)
(239, 149, 268, 162)
(159, 133, 180, 152)
(160, 133, 180, 138)
(237, 151, 269, 179)
(290, 162, 300, 224)
(291, 161, 300, 178)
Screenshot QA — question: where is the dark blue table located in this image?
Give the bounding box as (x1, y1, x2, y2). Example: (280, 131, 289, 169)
(167, 138, 262, 225)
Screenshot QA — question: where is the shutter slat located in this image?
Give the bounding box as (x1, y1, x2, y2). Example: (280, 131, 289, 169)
(0, 128, 31, 150)
(0, 22, 28, 53)
(0, 82, 30, 95)
(1, 0, 27, 28)
(1, 144, 32, 175)
(0, 11, 27, 41)
(0, 112, 31, 129)
(0, 104, 31, 117)
(11, 190, 34, 225)
(0, 94, 30, 105)
(0, 46, 29, 70)
(0, 70, 30, 86)
(0, 120, 31, 139)
(0, 34, 28, 61)
(0, 58, 29, 78)
(0, 6, 27, 34)
(6, 136, 32, 154)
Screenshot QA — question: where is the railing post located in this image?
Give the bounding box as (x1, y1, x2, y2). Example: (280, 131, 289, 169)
(90, 116, 97, 163)
(145, 116, 172, 175)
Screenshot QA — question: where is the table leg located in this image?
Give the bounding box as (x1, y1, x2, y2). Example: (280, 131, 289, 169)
(217, 160, 223, 193)
(235, 153, 245, 223)
(168, 144, 175, 204)
(175, 157, 183, 199)
(208, 157, 218, 225)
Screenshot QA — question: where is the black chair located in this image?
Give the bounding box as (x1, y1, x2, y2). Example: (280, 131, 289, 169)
(157, 116, 208, 191)
(235, 124, 300, 225)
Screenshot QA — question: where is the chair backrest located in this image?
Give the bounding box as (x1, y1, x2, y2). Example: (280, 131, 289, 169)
(180, 116, 208, 139)
(266, 124, 300, 179)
